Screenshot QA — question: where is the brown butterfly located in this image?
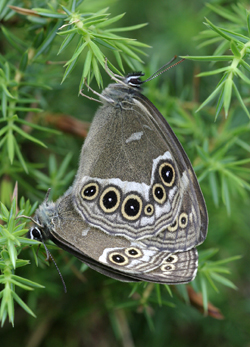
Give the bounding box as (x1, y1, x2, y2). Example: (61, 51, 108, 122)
(27, 58, 208, 284)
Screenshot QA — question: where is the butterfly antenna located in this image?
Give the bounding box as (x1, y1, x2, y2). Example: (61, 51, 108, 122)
(44, 188, 51, 205)
(143, 56, 185, 83)
(41, 239, 67, 293)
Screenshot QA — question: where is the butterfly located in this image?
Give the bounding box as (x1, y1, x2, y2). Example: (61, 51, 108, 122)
(27, 57, 208, 285)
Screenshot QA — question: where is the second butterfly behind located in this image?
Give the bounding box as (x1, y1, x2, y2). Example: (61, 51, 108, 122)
(28, 59, 208, 284)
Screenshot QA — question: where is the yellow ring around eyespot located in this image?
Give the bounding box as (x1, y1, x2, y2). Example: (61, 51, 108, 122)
(81, 182, 99, 200)
(108, 252, 129, 266)
(179, 212, 188, 228)
(167, 218, 178, 232)
(121, 194, 143, 221)
(163, 254, 178, 264)
(152, 184, 166, 204)
(99, 186, 121, 213)
(160, 264, 176, 272)
(124, 247, 142, 258)
(159, 162, 175, 187)
(144, 204, 154, 216)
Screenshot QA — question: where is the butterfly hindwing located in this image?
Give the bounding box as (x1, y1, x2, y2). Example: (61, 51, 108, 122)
(40, 192, 198, 284)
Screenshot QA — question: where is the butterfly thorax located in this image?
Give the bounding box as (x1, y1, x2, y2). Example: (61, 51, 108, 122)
(101, 82, 141, 106)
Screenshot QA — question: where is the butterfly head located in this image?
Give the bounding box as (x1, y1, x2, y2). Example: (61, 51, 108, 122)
(124, 72, 145, 89)
(26, 208, 67, 293)
(26, 193, 56, 243)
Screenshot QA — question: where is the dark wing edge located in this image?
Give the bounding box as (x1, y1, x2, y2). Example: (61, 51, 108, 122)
(136, 93, 208, 244)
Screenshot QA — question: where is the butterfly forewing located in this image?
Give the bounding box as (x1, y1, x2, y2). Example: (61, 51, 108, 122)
(72, 83, 207, 251)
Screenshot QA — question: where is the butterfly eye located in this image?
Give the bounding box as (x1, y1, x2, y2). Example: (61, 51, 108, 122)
(159, 162, 175, 187)
(29, 227, 42, 241)
(121, 194, 142, 220)
(109, 252, 129, 265)
(125, 247, 142, 258)
(152, 184, 166, 204)
(81, 182, 99, 200)
(125, 72, 144, 87)
(100, 186, 121, 213)
(179, 212, 188, 228)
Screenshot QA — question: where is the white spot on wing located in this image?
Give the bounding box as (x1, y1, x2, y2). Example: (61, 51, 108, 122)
(191, 205, 197, 222)
(181, 171, 189, 188)
(140, 215, 154, 226)
(189, 212, 193, 223)
(126, 131, 144, 143)
(143, 124, 152, 131)
(168, 186, 177, 200)
(82, 226, 90, 236)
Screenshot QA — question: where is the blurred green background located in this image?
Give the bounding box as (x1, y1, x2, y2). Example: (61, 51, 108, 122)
(1, 0, 250, 346)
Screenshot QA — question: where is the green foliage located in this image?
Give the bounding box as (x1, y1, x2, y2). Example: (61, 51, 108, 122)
(32, 153, 75, 199)
(0, 0, 147, 173)
(0, 198, 43, 326)
(184, 4, 250, 119)
(0, 0, 250, 346)
(196, 249, 241, 313)
(55, 6, 148, 87)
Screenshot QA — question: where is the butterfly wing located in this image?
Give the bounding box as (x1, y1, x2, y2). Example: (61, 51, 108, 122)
(30, 77, 207, 284)
(47, 192, 198, 284)
(72, 84, 207, 252)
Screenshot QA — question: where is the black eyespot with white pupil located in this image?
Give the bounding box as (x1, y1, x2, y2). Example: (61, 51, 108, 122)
(179, 212, 188, 228)
(128, 249, 138, 255)
(125, 247, 142, 258)
(144, 204, 154, 216)
(100, 187, 120, 213)
(155, 187, 163, 199)
(81, 182, 99, 200)
(161, 263, 176, 271)
(84, 186, 96, 196)
(166, 256, 174, 262)
(164, 254, 178, 264)
(109, 252, 129, 265)
(122, 194, 142, 220)
(112, 254, 125, 263)
(125, 199, 139, 216)
(152, 184, 166, 204)
(162, 165, 173, 183)
(102, 191, 117, 209)
(159, 163, 175, 187)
